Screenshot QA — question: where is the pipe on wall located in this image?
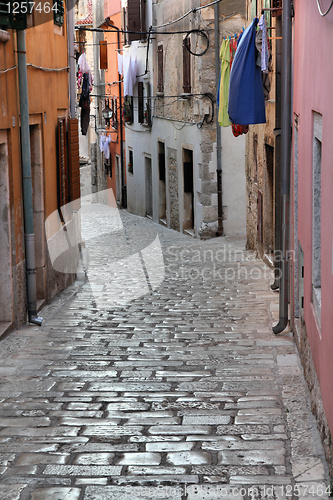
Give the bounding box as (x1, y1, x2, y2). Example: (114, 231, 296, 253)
(272, 0, 292, 334)
(17, 30, 43, 326)
(67, 0, 76, 118)
(214, 1, 223, 236)
(105, 19, 126, 209)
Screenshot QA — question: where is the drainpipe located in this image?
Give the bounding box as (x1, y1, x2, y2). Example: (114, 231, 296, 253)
(214, 2, 223, 236)
(17, 30, 43, 326)
(105, 19, 126, 209)
(67, 0, 76, 118)
(272, 0, 292, 334)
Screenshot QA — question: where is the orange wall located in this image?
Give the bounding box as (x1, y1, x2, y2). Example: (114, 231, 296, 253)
(104, 10, 126, 200)
(0, 18, 70, 265)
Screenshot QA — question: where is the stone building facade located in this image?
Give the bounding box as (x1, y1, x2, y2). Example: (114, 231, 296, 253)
(124, 0, 248, 238)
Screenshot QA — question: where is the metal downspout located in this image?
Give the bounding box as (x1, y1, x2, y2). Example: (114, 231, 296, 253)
(105, 20, 126, 209)
(272, 0, 292, 334)
(214, 2, 223, 236)
(67, 0, 76, 118)
(17, 30, 43, 326)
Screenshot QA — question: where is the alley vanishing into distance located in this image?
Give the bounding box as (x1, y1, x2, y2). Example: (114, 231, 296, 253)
(0, 201, 330, 500)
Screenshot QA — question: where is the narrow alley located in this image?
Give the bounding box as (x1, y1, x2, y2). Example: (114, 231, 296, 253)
(0, 201, 330, 499)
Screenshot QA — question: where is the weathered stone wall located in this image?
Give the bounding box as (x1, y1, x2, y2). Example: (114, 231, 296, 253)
(294, 319, 333, 477)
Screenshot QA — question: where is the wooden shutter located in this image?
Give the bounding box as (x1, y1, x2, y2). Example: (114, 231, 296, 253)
(140, 0, 146, 40)
(99, 41, 108, 70)
(67, 118, 81, 209)
(272, 0, 282, 16)
(127, 0, 141, 42)
(138, 81, 144, 124)
(183, 38, 191, 94)
(157, 45, 164, 93)
(57, 118, 69, 210)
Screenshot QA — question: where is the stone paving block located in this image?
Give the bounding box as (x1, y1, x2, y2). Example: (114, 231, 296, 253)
(218, 450, 285, 466)
(75, 478, 108, 485)
(58, 417, 121, 426)
(292, 457, 326, 482)
(149, 425, 212, 435)
(15, 453, 69, 465)
(183, 415, 231, 425)
(115, 453, 161, 465)
(43, 465, 122, 476)
(73, 453, 114, 465)
(31, 487, 81, 500)
(146, 441, 195, 452)
(84, 485, 183, 499)
(0, 484, 27, 500)
(82, 425, 143, 437)
(167, 451, 212, 465)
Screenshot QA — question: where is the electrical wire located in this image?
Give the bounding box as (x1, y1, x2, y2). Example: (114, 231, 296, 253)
(150, 0, 224, 29)
(27, 64, 69, 72)
(316, 0, 333, 15)
(0, 64, 68, 73)
(0, 65, 18, 73)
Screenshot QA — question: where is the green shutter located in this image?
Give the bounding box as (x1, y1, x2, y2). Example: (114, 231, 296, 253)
(264, 0, 271, 28)
(53, 0, 64, 26)
(251, 0, 257, 19)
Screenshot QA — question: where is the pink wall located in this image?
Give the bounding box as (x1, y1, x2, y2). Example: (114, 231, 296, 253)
(105, 0, 121, 19)
(293, 0, 333, 430)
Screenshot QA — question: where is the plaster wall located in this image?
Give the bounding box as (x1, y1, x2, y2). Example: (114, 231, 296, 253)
(292, 0, 333, 438)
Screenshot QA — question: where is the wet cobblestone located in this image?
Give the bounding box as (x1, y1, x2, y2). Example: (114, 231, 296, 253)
(0, 207, 330, 498)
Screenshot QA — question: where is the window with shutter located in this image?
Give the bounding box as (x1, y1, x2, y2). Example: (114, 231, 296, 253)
(100, 41, 108, 70)
(57, 118, 69, 210)
(0, 0, 27, 29)
(272, 0, 282, 16)
(183, 38, 191, 94)
(127, 0, 146, 42)
(157, 45, 164, 93)
(53, 0, 64, 26)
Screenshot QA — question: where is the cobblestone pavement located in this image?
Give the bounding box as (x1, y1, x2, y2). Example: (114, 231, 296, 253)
(0, 203, 331, 499)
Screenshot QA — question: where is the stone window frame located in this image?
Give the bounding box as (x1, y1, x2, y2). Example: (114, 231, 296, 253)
(312, 111, 322, 330)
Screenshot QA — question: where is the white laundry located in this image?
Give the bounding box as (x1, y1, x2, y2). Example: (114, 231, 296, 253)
(122, 54, 138, 97)
(117, 53, 123, 76)
(103, 135, 111, 160)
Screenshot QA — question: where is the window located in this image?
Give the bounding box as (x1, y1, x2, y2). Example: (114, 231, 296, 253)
(53, 0, 64, 26)
(138, 81, 144, 124)
(312, 112, 322, 327)
(0, 0, 27, 29)
(157, 44, 164, 93)
(183, 38, 191, 94)
(127, 0, 146, 42)
(272, 0, 283, 17)
(100, 41, 108, 70)
(128, 149, 133, 174)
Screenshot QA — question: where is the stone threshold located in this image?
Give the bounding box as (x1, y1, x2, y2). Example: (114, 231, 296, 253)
(0, 322, 13, 340)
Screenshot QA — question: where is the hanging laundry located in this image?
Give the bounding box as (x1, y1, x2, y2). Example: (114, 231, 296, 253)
(103, 135, 111, 160)
(122, 54, 137, 97)
(117, 53, 123, 76)
(77, 52, 93, 91)
(218, 39, 232, 127)
(258, 14, 269, 73)
(228, 18, 266, 125)
(79, 72, 90, 136)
